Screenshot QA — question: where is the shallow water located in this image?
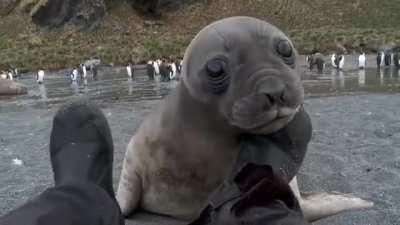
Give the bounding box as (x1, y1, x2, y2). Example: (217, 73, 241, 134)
(0, 66, 178, 113)
(303, 67, 400, 97)
(1, 65, 400, 111)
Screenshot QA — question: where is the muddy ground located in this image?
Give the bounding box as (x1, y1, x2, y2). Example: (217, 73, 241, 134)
(1, 93, 399, 224)
(127, 94, 400, 225)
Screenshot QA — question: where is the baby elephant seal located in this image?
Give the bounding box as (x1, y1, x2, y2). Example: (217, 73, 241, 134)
(117, 16, 373, 221)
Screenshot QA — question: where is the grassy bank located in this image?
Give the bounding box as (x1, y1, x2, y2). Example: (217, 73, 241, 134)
(1, 0, 400, 70)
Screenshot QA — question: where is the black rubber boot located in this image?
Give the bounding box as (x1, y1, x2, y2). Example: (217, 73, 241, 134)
(49, 99, 115, 197)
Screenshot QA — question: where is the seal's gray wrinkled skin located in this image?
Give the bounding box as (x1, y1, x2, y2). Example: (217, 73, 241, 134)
(117, 16, 373, 221)
(182, 17, 303, 135)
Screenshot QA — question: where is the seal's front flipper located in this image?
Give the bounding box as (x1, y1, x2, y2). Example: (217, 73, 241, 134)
(299, 192, 373, 222)
(116, 138, 142, 217)
(289, 176, 373, 222)
(117, 171, 142, 217)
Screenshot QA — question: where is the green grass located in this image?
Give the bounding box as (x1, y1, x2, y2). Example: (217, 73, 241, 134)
(289, 28, 400, 54)
(0, 34, 7, 50)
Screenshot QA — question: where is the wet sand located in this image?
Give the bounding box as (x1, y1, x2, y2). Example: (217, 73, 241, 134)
(302, 94, 400, 225)
(1, 94, 399, 224)
(125, 94, 400, 225)
(1, 65, 400, 224)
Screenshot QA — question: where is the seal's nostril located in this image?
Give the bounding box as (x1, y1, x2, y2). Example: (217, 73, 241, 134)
(256, 75, 286, 105)
(280, 91, 285, 103)
(265, 94, 275, 104)
(263, 94, 274, 110)
(263, 90, 285, 106)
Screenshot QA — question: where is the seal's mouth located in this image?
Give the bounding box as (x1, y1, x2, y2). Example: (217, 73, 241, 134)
(228, 93, 301, 135)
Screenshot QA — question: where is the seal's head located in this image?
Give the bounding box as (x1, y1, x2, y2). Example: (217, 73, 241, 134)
(181, 16, 304, 135)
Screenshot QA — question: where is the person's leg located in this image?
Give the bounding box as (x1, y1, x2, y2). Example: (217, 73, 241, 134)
(0, 99, 124, 225)
(1, 182, 122, 225)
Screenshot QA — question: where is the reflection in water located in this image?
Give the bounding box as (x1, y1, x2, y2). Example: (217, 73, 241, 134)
(304, 67, 400, 96)
(391, 67, 399, 78)
(128, 78, 133, 95)
(2, 66, 400, 111)
(0, 68, 179, 111)
(379, 69, 385, 85)
(330, 70, 336, 88)
(71, 81, 79, 95)
(83, 79, 89, 94)
(338, 70, 345, 88)
(330, 69, 345, 89)
(39, 84, 47, 101)
(154, 75, 161, 89)
(358, 70, 366, 87)
(384, 67, 391, 80)
(166, 80, 179, 89)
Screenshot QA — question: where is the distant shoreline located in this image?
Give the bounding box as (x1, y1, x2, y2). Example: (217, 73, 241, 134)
(7, 54, 393, 74)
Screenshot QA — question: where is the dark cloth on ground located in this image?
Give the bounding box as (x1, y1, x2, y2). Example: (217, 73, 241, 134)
(189, 107, 312, 225)
(189, 164, 309, 225)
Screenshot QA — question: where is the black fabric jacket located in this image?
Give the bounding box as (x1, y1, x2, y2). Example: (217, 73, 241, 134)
(189, 107, 312, 225)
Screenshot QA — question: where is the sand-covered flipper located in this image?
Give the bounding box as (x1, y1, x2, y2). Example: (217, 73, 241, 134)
(289, 176, 374, 222)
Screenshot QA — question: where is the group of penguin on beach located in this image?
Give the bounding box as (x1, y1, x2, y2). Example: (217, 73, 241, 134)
(10, 57, 183, 85)
(34, 64, 99, 85)
(307, 48, 400, 73)
(68, 64, 98, 84)
(4, 49, 398, 84)
(124, 57, 183, 82)
(306, 53, 357, 73)
(1, 59, 101, 85)
(146, 58, 183, 81)
(0, 68, 19, 81)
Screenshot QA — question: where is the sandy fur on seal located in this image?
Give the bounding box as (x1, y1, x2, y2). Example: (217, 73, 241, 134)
(118, 85, 240, 219)
(117, 16, 373, 221)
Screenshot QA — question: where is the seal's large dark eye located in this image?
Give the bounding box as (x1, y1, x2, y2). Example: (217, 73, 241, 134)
(205, 57, 230, 94)
(277, 40, 293, 57)
(207, 58, 226, 77)
(276, 40, 295, 66)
